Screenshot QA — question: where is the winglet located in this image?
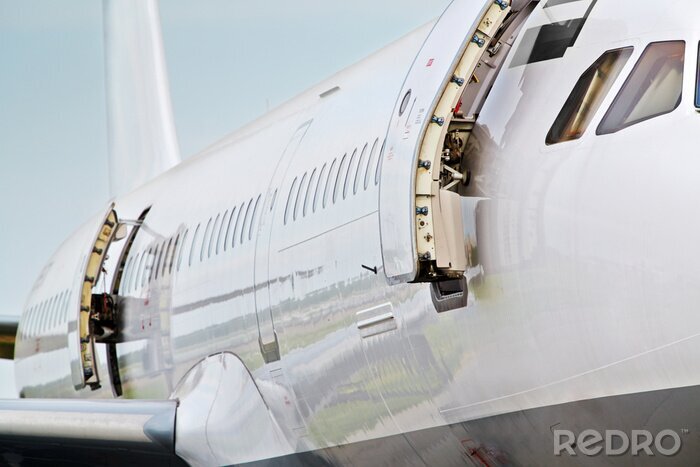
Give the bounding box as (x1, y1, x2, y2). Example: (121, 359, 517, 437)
(0, 316, 18, 360)
(104, 0, 181, 198)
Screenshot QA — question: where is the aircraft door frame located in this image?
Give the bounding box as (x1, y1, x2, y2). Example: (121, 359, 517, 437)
(253, 120, 313, 363)
(378, 0, 510, 284)
(69, 204, 119, 390)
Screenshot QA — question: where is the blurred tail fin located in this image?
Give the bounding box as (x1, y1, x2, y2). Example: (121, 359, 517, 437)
(103, 0, 181, 198)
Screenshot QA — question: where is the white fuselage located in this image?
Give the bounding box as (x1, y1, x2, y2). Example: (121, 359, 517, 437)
(12, 1, 700, 464)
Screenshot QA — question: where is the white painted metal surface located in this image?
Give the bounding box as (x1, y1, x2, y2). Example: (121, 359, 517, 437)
(7, 0, 700, 465)
(173, 352, 292, 465)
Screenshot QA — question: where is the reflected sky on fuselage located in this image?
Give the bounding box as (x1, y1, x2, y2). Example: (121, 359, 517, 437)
(0, 0, 449, 397)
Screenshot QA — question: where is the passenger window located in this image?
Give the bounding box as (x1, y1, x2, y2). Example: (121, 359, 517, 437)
(224, 207, 236, 251)
(232, 203, 244, 249)
(189, 225, 200, 266)
(60, 292, 68, 326)
(209, 214, 221, 258)
(47, 298, 54, 330)
(162, 238, 173, 275)
(150, 244, 160, 282)
(294, 173, 308, 220)
(51, 295, 58, 328)
(304, 169, 317, 217)
(48, 296, 56, 329)
(598, 41, 685, 135)
(135, 251, 146, 288)
(63, 292, 72, 323)
(121, 257, 133, 294)
(169, 235, 179, 273)
(127, 257, 137, 291)
(56, 294, 64, 327)
(156, 242, 165, 279)
(33, 305, 39, 336)
(354, 143, 368, 194)
(547, 47, 633, 144)
(217, 210, 229, 254)
(344, 148, 358, 199)
(34, 303, 41, 335)
(240, 199, 253, 244)
(314, 163, 327, 213)
(334, 154, 348, 203)
(323, 158, 338, 208)
(31, 306, 38, 337)
(46, 296, 55, 329)
(42, 300, 50, 332)
(201, 218, 213, 261)
(157, 243, 165, 278)
(249, 195, 261, 240)
(269, 189, 277, 212)
(37, 303, 44, 335)
(53, 293, 64, 328)
(365, 139, 378, 190)
(145, 248, 155, 285)
(125, 254, 134, 292)
(177, 230, 189, 271)
(136, 252, 145, 290)
(49, 297, 56, 329)
(53, 295, 60, 328)
(23, 307, 30, 338)
(284, 177, 298, 225)
(294, 172, 308, 221)
(159, 240, 170, 276)
(35, 302, 43, 334)
(374, 139, 385, 186)
(56, 294, 64, 326)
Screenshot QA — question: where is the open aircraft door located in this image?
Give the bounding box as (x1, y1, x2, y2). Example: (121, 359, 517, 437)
(379, 0, 511, 285)
(68, 204, 122, 390)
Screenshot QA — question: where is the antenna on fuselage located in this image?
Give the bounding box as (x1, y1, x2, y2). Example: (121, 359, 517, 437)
(103, 0, 181, 198)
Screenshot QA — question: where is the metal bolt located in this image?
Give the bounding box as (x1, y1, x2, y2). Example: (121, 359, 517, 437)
(420, 252, 432, 261)
(431, 115, 445, 126)
(450, 75, 465, 86)
(494, 0, 508, 10)
(418, 160, 431, 169)
(416, 206, 429, 216)
(471, 34, 486, 48)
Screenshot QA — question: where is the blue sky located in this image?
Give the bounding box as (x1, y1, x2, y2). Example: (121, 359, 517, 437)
(0, 0, 449, 397)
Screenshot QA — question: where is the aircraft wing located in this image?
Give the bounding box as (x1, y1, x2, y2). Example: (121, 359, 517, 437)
(0, 398, 186, 466)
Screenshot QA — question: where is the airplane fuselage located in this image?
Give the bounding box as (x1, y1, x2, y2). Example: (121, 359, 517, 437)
(12, 1, 700, 464)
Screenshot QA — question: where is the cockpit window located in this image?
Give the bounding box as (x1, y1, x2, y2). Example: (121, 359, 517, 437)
(547, 47, 633, 145)
(598, 41, 685, 135)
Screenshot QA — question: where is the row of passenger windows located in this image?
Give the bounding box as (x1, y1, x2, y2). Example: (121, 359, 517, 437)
(283, 137, 384, 224)
(22, 290, 71, 338)
(547, 41, 686, 144)
(119, 193, 264, 295)
(118, 136, 385, 294)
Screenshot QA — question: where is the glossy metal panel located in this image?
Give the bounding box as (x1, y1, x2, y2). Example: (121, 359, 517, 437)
(0, 398, 176, 453)
(14, 1, 700, 465)
(173, 352, 293, 466)
(254, 120, 314, 362)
